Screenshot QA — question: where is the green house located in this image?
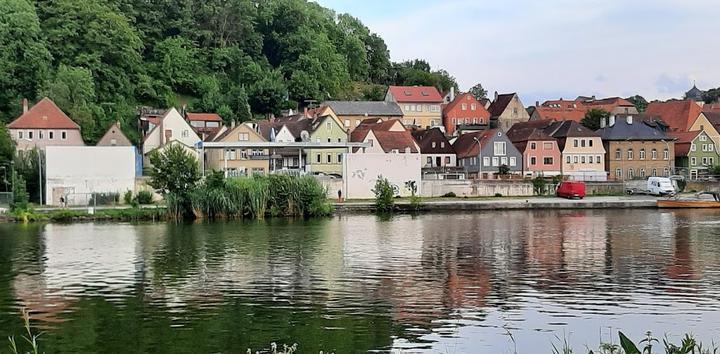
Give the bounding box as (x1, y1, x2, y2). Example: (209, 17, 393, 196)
(670, 130, 720, 179)
(306, 115, 348, 175)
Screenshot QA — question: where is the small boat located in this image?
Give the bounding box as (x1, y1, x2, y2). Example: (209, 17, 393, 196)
(657, 192, 720, 208)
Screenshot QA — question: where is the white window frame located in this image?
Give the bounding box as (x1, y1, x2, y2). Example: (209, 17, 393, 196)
(494, 142, 506, 156)
(509, 157, 516, 167)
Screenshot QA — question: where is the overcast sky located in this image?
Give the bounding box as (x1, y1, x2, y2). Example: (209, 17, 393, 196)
(315, 0, 718, 105)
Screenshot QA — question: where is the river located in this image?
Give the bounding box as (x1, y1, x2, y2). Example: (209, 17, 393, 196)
(1, 209, 719, 353)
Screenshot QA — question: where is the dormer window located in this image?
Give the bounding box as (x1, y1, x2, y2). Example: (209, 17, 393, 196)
(432, 142, 436, 148)
(404, 90, 411, 96)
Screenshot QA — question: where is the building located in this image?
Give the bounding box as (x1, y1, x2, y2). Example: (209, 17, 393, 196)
(487, 92, 530, 132)
(453, 129, 522, 179)
(411, 128, 457, 169)
(543, 120, 606, 181)
(530, 96, 638, 122)
(645, 100, 703, 132)
(442, 92, 491, 136)
(8, 97, 84, 151)
(507, 121, 562, 177)
(97, 122, 133, 146)
(350, 119, 419, 154)
(581, 97, 638, 115)
(385, 86, 443, 129)
(142, 107, 201, 166)
(597, 114, 674, 180)
(685, 84, 706, 102)
(206, 123, 270, 176)
(669, 130, 718, 179)
(322, 101, 403, 132)
(688, 112, 720, 147)
(306, 115, 348, 175)
(186, 112, 223, 141)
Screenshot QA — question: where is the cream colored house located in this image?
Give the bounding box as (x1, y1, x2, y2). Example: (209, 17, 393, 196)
(142, 107, 201, 166)
(97, 122, 133, 146)
(689, 112, 720, 147)
(487, 92, 531, 132)
(544, 120, 606, 181)
(385, 86, 443, 129)
(206, 123, 269, 176)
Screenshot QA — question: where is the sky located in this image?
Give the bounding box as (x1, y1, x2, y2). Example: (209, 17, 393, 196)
(314, 0, 719, 105)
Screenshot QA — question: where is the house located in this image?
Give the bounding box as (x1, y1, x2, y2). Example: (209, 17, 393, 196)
(688, 112, 720, 147)
(644, 100, 703, 132)
(350, 119, 420, 154)
(597, 114, 674, 180)
(530, 99, 587, 122)
(487, 92, 530, 132)
(385, 86, 443, 129)
(411, 128, 457, 169)
(255, 120, 305, 171)
(442, 92, 491, 136)
(581, 97, 638, 115)
(322, 101, 403, 132)
(97, 122, 133, 146)
(8, 98, 85, 151)
(186, 112, 223, 141)
(138, 107, 167, 137)
(206, 122, 270, 176)
(453, 129, 522, 179)
(507, 121, 562, 177)
(142, 107, 201, 166)
(668, 130, 718, 179)
(543, 120, 606, 181)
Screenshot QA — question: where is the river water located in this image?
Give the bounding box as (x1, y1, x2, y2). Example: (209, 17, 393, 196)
(1, 210, 720, 353)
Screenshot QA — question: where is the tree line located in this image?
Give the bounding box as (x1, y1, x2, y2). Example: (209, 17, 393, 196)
(0, 0, 458, 144)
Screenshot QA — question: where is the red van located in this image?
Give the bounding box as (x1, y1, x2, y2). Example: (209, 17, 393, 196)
(556, 181, 586, 199)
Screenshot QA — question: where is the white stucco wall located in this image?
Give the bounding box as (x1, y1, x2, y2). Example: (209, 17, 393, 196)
(45, 146, 137, 206)
(342, 153, 422, 199)
(142, 108, 201, 155)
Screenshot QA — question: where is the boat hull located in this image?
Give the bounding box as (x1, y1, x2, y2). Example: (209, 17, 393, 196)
(657, 199, 720, 208)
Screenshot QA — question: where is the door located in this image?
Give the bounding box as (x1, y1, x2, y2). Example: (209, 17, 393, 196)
(436, 156, 442, 167)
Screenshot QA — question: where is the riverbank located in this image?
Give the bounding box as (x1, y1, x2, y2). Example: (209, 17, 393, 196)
(334, 195, 659, 213)
(1, 206, 166, 223)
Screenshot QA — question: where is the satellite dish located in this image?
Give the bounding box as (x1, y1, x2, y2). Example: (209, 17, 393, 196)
(300, 130, 310, 142)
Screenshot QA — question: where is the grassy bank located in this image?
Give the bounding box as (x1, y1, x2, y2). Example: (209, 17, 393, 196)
(7, 206, 166, 223)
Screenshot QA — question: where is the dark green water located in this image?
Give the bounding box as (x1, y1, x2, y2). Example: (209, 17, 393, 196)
(1, 210, 720, 353)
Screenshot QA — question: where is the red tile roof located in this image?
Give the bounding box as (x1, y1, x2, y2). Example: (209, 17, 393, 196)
(645, 100, 703, 132)
(372, 130, 419, 153)
(453, 129, 497, 159)
(387, 86, 443, 103)
(186, 112, 222, 122)
(487, 93, 516, 117)
(533, 106, 587, 122)
(7, 97, 80, 130)
(667, 131, 701, 156)
(704, 103, 720, 113)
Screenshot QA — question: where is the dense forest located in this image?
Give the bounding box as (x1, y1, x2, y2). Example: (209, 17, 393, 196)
(0, 0, 458, 143)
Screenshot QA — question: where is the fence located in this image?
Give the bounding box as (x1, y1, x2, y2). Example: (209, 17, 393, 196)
(0, 192, 12, 207)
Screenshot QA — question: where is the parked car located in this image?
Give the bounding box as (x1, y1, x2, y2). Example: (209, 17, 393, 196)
(625, 177, 675, 196)
(556, 181, 586, 199)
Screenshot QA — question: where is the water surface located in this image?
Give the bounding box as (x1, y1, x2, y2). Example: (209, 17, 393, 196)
(1, 210, 720, 353)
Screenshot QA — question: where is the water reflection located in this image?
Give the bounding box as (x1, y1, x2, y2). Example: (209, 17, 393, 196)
(1, 210, 720, 353)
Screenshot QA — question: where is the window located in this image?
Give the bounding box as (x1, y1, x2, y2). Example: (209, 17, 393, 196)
(702, 157, 708, 165)
(589, 156, 593, 163)
(652, 169, 657, 177)
(338, 154, 343, 163)
(640, 169, 646, 178)
(494, 142, 506, 155)
(441, 142, 445, 148)
(327, 138, 331, 143)
(615, 168, 622, 178)
(49, 131, 54, 140)
(432, 142, 436, 148)
(615, 149, 621, 160)
(110, 139, 117, 146)
(711, 157, 715, 165)
(573, 156, 579, 163)
(427, 157, 432, 164)
(581, 156, 586, 164)
(566, 156, 571, 163)
(530, 157, 537, 165)
(512, 107, 519, 115)
(368, 139, 374, 147)
(28, 131, 33, 140)
(238, 133, 249, 141)
(663, 149, 669, 160)
(543, 157, 553, 165)
(627, 149, 633, 160)
(461, 103, 467, 111)
(416, 104, 422, 111)
(700, 134, 708, 141)
(182, 130, 189, 138)
(492, 157, 499, 166)
(316, 154, 321, 163)
(471, 104, 477, 110)
(596, 155, 601, 163)
(18, 131, 23, 139)
(589, 140, 593, 147)
(639, 149, 645, 160)
(530, 143, 537, 150)
(509, 157, 516, 166)
(344, 120, 350, 128)
(229, 149, 237, 160)
(574, 139, 579, 147)
(691, 157, 697, 166)
(628, 168, 634, 179)
(405, 104, 411, 111)
(703, 144, 708, 152)
(452, 118, 457, 125)
(543, 142, 553, 150)
(39, 131, 43, 139)
(483, 157, 490, 166)
(691, 144, 696, 152)
(711, 144, 715, 152)
(651, 149, 657, 160)
(581, 139, 586, 147)
(326, 122, 331, 131)
(501, 157, 508, 166)
(327, 154, 332, 163)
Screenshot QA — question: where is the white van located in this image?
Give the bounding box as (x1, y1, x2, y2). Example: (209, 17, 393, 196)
(625, 177, 676, 196)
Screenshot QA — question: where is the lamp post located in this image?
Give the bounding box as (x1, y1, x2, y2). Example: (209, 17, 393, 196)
(473, 137, 482, 179)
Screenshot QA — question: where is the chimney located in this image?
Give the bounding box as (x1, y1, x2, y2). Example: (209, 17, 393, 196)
(231, 120, 236, 129)
(22, 99, 28, 113)
(535, 101, 539, 107)
(450, 87, 455, 102)
(626, 115, 633, 125)
(600, 117, 606, 129)
(494, 91, 498, 101)
(609, 115, 616, 127)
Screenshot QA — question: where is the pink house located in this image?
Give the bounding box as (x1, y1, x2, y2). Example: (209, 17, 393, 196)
(507, 121, 562, 177)
(7, 97, 85, 151)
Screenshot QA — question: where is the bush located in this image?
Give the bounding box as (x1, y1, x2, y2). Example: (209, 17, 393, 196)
(10, 172, 29, 211)
(372, 176, 395, 213)
(494, 193, 503, 197)
(123, 190, 133, 205)
(532, 176, 547, 195)
(442, 192, 457, 198)
(135, 190, 153, 205)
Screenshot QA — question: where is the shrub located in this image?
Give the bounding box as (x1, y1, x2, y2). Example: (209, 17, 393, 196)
(494, 193, 503, 197)
(405, 180, 421, 211)
(372, 176, 395, 213)
(123, 190, 133, 205)
(135, 190, 153, 205)
(10, 172, 29, 211)
(441, 192, 457, 198)
(532, 176, 547, 195)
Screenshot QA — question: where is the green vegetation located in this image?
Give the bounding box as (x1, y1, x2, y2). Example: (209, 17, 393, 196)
(372, 177, 395, 213)
(441, 192, 457, 198)
(469, 83, 488, 100)
(404, 180, 421, 211)
(626, 95, 648, 112)
(551, 331, 718, 354)
(148, 143, 200, 219)
(581, 108, 611, 131)
(8, 206, 165, 223)
(532, 176, 548, 195)
(189, 172, 332, 220)
(8, 308, 41, 354)
(0, 0, 457, 144)
(703, 87, 720, 104)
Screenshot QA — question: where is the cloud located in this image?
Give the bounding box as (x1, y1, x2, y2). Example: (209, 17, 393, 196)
(655, 74, 691, 94)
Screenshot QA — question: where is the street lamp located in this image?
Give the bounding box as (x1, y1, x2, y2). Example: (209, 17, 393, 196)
(473, 136, 482, 179)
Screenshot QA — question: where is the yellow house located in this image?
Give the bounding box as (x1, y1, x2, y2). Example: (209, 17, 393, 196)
(689, 112, 720, 147)
(385, 86, 443, 129)
(206, 123, 270, 176)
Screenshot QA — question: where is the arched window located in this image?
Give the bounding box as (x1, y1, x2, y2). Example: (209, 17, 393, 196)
(640, 169, 646, 178)
(651, 149, 657, 160)
(615, 149, 622, 160)
(627, 149, 634, 160)
(628, 168, 634, 179)
(639, 149, 646, 160)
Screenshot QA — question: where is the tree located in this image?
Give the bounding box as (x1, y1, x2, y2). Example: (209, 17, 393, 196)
(10, 171, 29, 211)
(626, 95, 648, 112)
(147, 144, 200, 195)
(470, 83, 488, 100)
(0, 0, 51, 122)
(581, 109, 610, 131)
(40, 65, 101, 142)
(0, 125, 15, 168)
(703, 88, 720, 104)
(249, 69, 288, 115)
(151, 36, 202, 95)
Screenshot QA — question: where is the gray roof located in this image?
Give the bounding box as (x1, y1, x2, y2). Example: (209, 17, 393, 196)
(596, 114, 669, 141)
(323, 101, 403, 116)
